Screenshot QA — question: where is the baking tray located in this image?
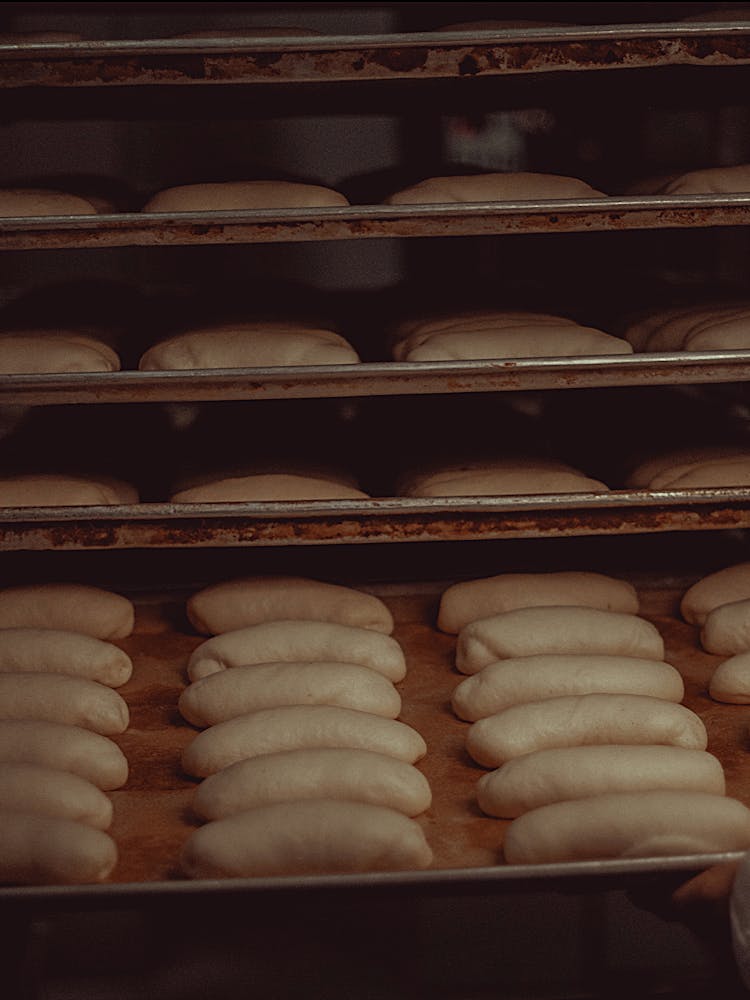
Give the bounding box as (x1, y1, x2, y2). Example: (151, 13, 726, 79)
(0, 573, 745, 905)
(1, 488, 750, 551)
(1, 22, 750, 89)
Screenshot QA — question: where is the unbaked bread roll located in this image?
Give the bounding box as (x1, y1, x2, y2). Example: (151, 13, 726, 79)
(403, 460, 608, 498)
(650, 457, 750, 490)
(0, 721, 128, 789)
(0, 330, 121, 374)
(701, 599, 750, 655)
(392, 311, 569, 353)
(187, 620, 406, 682)
(465, 694, 707, 767)
(477, 746, 725, 818)
(181, 799, 433, 878)
(142, 180, 349, 213)
(0, 188, 98, 217)
(384, 172, 606, 205)
(0, 674, 129, 735)
(170, 473, 368, 503)
(179, 661, 401, 727)
(456, 607, 664, 674)
(0, 628, 132, 687)
(451, 655, 684, 722)
(186, 575, 393, 635)
(660, 165, 750, 196)
(0, 812, 118, 884)
(0, 583, 134, 639)
(191, 748, 431, 820)
(0, 473, 138, 507)
(709, 651, 750, 703)
(182, 706, 427, 777)
(503, 791, 750, 864)
(139, 323, 360, 371)
(681, 562, 750, 625)
(438, 571, 638, 633)
(626, 446, 749, 488)
(626, 305, 750, 353)
(0, 762, 113, 829)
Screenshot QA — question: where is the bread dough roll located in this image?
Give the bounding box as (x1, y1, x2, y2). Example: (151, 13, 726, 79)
(139, 323, 360, 371)
(0, 188, 98, 218)
(503, 791, 750, 864)
(0, 583, 134, 639)
(701, 599, 750, 655)
(681, 562, 750, 626)
(465, 694, 707, 768)
(400, 457, 573, 496)
(192, 748, 431, 820)
(0, 330, 121, 374)
(181, 799, 433, 878)
(626, 446, 749, 488)
(0, 474, 138, 507)
(477, 745, 725, 818)
(0, 674, 129, 735)
(187, 575, 393, 636)
(660, 165, 750, 196)
(179, 662, 401, 727)
(170, 473, 368, 503)
(187, 620, 406, 682)
(182, 705, 427, 777)
(384, 172, 606, 205)
(0, 628, 132, 687)
(438, 571, 638, 633)
(0, 762, 113, 829)
(456, 607, 664, 674)
(709, 651, 750, 703)
(452, 655, 684, 722)
(404, 461, 608, 498)
(392, 311, 571, 354)
(0, 812, 117, 884)
(0, 721, 128, 789)
(142, 180, 349, 213)
(652, 457, 750, 490)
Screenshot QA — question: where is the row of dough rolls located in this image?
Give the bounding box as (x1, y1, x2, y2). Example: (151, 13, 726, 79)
(178, 576, 433, 878)
(0, 583, 135, 885)
(440, 570, 750, 864)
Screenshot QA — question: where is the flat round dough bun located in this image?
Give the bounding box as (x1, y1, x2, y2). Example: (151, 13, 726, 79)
(0, 628, 132, 686)
(0, 474, 138, 507)
(384, 172, 606, 205)
(681, 562, 750, 626)
(477, 745, 726, 818)
(0, 762, 114, 829)
(438, 571, 638, 633)
(0, 721, 128, 790)
(0, 188, 98, 217)
(503, 791, 750, 864)
(701, 598, 750, 655)
(0, 812, 118, 884)
(181, 799, 433, 878)
(709, 651, 750, 703)
(0, 330, 121, 374)
(142, 180, 349, 213)
(191, 748, 431, 820)
(660, 165, 750, 196)
(139, 323, 359, 370)
(0, 583, 134, 639)
(187, 575, 393, 636)
(170, 473, 368, 503)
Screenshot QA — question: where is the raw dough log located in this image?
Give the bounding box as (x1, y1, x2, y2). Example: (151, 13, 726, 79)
(709, 652, 750, 703)
(465, 694, 707, 767)
(0, 812, 117, 884)
(192, 747, 431, 820)
(0, 330, 121, 374)
(179, 661, 401, 727)
(187, 575, 393, 635)
(0, 762, 113, 829)
(503, 791, 750, 864)
(0, 721, 128, 789)
(170, 473, 368, 503)
(660, 164, 750, 196)
(139, 323, 360, 370)
(456, 607, 664, 674)
(626, 446, 749, 488)
(181, 800, 433, 878)
(384, 172, 606, 205)
(0, 188, 98, 217)
(438, 571, 638, 633)
(0, 628, 132, 686)
(403, 460, 608, 498)
(0, 583, 134, 639)
(646, 457, 750, 490)
(452, 655, 684, 722)
(182, 705, 427, 777)
(681, 562, 750, 625)
(0, 674, 129, 735)
(702, 599, 750, 655)
(477, 745, 725, 818)
(142, 180, 349, 213)
(0, 474, 138, 507)
(187, 620, 406, 682)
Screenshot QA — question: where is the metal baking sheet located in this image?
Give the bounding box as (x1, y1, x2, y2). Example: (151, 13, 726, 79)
(2, 351, 750, 405)
(2, 195, 750, 250)
(1, 488, 750, 551)
(1, 22, 750, 89)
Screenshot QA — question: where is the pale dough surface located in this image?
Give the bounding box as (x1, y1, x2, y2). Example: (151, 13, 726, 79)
(384, 172, 606, 205)
(0, 583, 134, 639)
(0, 762, 113, 829)
(681, 562, 750, 625)
(0, 188, 98, 217)
(660, 164, 750, 196)
(0, 674, 129, 735)
(709, 651, 750, 703)
(142, 180, 349, 213)
(403, 462, 608, 498)
(0, 720, 128, 789)
(626, 446, 749, 488)
(171, 473, 368, 503)
(0, 628, 132, 686)
(0, 811, 117, 884)
(0, 330, 121, 374)
(701, 598, 750, 655)
(0, 474, 138, 507)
